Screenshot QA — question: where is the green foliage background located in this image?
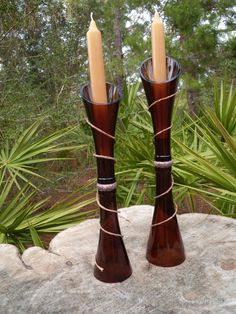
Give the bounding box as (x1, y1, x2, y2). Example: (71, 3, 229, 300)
(0, 0, 235, 247)
(1, 0, 235, 140)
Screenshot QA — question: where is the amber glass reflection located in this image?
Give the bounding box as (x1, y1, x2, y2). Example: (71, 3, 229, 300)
(140, 57, 185, 267)
(80, 83, 132, 282)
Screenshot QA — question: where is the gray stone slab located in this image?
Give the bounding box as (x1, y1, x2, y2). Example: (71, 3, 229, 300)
(0, 206, 235, 314)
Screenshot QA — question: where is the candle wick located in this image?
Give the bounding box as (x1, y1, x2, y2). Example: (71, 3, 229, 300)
(91, 12, 94, 21)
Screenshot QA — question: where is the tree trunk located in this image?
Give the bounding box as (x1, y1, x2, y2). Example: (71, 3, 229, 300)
(186, 89, 200, 117)
(112, 7, 124, 98)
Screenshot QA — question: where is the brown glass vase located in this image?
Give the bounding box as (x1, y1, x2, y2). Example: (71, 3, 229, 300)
(140, 57, 185, 267)
(80, 83, 132, 283)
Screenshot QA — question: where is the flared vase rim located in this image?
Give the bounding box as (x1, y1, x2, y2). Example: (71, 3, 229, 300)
(139, 56, 181, 85)
(80, 82, 121, 106)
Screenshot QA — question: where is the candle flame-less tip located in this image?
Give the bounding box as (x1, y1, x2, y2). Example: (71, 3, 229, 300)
(91, 12, 94, 21)
(154, 10, 161, 21)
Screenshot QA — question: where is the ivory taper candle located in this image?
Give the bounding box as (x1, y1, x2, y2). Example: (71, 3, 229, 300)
(151, 11, 167, 82)
(87, 13, 107, 103)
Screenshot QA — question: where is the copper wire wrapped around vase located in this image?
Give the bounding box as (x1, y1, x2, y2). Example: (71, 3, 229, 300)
(140, 57, 185, 267)
(80, 83, 132, 283)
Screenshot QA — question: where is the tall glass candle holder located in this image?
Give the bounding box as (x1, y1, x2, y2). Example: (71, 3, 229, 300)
(140, 57, 185, 267)
(80, 83, 132, 283)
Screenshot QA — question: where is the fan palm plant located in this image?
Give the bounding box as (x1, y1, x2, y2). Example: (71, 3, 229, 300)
(116, 82, 154, 206)
(0, 120, 86, 189)
(0, 176, 95, 251)
(174, 110, 236, 216)
(211, 80, 236, 135)
(0, 120, 96, 250)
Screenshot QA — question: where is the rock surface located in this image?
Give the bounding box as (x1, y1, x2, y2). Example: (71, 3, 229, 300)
(0, 206, 235, 314)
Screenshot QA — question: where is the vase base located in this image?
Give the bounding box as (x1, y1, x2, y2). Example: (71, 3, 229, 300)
(94, 266, 132, 283)
(146, 249, 185, 267)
